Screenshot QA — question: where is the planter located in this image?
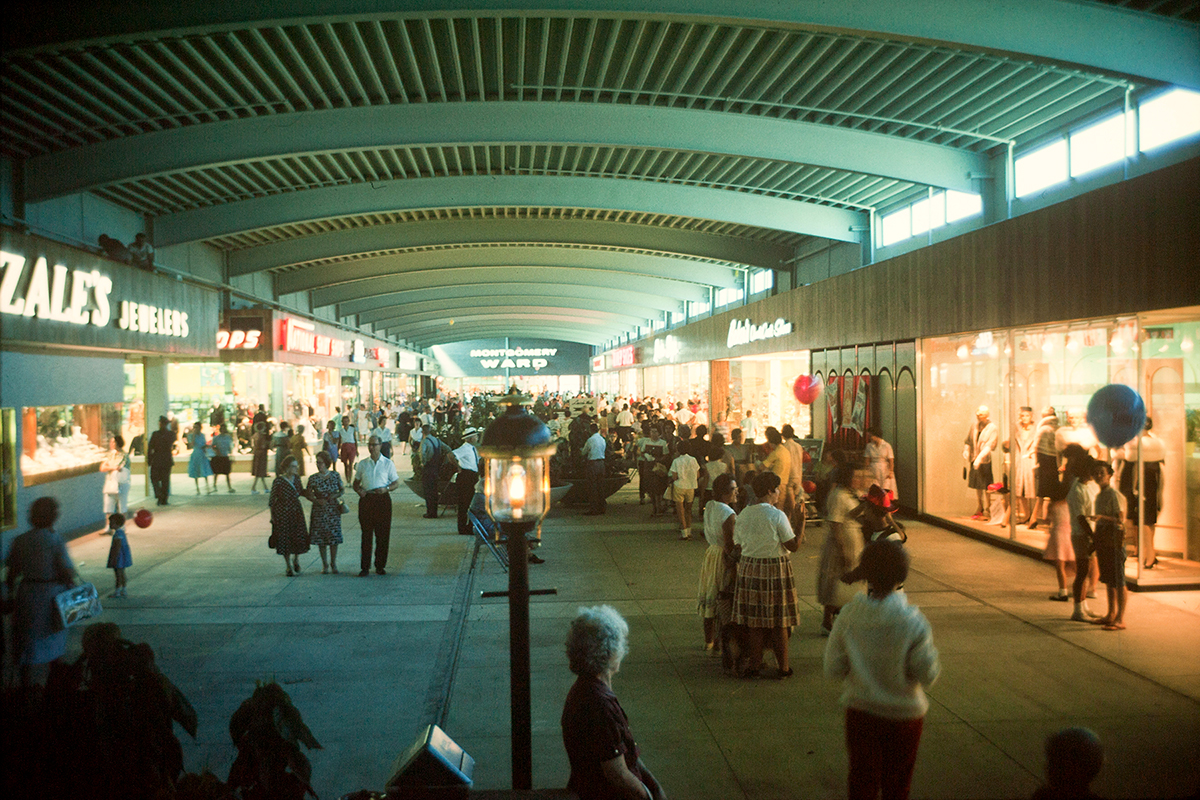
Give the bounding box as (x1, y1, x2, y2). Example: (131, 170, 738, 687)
(559, 474, 630, 506)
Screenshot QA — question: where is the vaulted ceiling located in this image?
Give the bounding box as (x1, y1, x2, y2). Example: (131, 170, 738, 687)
(3, 1, 1197, 349)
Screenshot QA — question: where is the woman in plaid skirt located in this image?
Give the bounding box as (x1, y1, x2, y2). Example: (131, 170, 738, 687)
(732, 471, 802, 678)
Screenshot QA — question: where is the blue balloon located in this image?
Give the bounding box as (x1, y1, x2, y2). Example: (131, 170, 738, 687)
(1087, 384, 1146, 448)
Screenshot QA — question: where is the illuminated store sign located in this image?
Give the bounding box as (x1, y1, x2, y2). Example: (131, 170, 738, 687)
(280, 318, 348, 358)
(217, 329, 261, 349)
(1, 250, 112, 326)
(726, 317, 793, 348)
(398, 352, 419, 371)
(1, 249, 190, 338)
(117, 301, 189, 338)
(591, 356, 605, 370)
(470, 346, 557, 372)
(653, 335, 681, 363)
(612, 345, 636, 367)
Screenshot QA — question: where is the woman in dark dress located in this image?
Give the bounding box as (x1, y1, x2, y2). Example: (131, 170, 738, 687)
(250, 421, 271, 494)
(4, 497, 77, 686)
(270, 455, 310, 576)
(306, 451, 345, 574)
(561, 605, 666, 800)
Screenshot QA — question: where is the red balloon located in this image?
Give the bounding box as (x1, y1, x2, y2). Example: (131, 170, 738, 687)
(134, 508, 154, 528)
(793, 374, 822, 405)
(802, 480, 816, 494)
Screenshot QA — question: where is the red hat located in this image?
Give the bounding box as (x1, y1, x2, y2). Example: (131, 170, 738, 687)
(865, 484, 900, 513)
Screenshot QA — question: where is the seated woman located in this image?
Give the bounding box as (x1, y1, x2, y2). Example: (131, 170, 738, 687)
(562, 605, 667, 800)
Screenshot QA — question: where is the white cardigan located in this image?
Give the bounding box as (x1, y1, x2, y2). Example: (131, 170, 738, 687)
(824, 590, 940, 720)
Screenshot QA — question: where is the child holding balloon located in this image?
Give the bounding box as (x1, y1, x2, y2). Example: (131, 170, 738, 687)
(106, 512, 133, 598)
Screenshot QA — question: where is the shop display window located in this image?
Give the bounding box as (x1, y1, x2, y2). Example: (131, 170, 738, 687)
(642, 362, 710, 425)
(920, 309, 1199, 587)
(722, 353, 812, 438)
(2, 408, 16, 530)
(20, 403, 122, 486)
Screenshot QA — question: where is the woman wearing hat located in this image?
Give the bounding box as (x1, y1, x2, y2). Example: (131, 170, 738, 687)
(824, 540, 940, 800)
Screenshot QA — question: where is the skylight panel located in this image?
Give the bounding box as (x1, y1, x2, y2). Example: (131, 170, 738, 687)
(1139, 88, 1200, 152)
(1015, 139, 1068, 197)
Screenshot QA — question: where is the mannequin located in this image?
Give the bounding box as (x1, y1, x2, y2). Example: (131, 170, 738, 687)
(964, 405, 998, 520)
(1029, 407, 1059, 529)
(1115, 417, 1166, 570)
(1013, 407, 1037, 525)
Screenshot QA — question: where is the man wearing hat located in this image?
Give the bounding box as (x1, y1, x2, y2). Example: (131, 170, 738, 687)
(146, 415, 176, 506)
(453, 427, 481, 536)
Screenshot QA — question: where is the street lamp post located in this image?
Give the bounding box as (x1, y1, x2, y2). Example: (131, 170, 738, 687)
(478, 391, 557, 791)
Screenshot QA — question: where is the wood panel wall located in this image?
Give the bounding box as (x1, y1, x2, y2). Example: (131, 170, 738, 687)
(647, 157, 1199, 363)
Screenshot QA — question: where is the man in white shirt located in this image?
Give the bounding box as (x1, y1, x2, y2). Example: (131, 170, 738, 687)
(352, 435, 399, 577)
(615, 403, 635, 442)
(370, 414, 394, 459)
(453, 427, 481, 536)
(740, 409, 759, 444)
(581, 423, 607, 515)
(668, 448, 700, 539)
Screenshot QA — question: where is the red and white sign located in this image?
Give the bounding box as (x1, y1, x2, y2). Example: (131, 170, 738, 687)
(280, 317, 348, 358)
(217, 329, 261, 349)
(612, 345, 636, 367)
(591, 355, 604, 370)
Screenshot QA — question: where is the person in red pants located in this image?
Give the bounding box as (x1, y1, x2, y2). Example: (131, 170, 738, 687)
(824, 540, 940, 800)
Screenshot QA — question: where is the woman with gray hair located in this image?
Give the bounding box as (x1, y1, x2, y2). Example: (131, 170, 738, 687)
(561, 605, 667, 800)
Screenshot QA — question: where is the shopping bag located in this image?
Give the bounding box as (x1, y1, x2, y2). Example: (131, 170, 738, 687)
(54, 583, 103, 628)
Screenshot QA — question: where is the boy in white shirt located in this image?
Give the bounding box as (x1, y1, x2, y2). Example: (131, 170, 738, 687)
(668, 449, 700, 539)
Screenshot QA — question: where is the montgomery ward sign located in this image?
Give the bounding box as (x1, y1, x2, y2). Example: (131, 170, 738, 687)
(471, 346, 556, 372)
(727, 318, 793, 348)
(432, 339, 591, 377)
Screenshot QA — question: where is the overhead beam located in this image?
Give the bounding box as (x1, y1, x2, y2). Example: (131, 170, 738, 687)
(276, 246, 739, 295)
(338, 282, 683, 317)
(28, 101, 986, 201)
(229, 218, 793, 277)
(389, 315, 628, 343)
(310, 265, 712, 308)
(411, 326, 611, 348)
(356, 295, 663, 326)
(8, 1, 1195, 89)
(156, 175, 864, 246)
(367, 305, 649, 330)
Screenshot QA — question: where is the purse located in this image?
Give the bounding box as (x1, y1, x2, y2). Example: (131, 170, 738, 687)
(338, 500, 350, 515)
(55, 583, 102, 628)
(268, 530, 278, 549)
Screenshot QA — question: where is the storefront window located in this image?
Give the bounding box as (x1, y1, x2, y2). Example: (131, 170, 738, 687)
(921, 309, 1199, 588)
(643, 362, 709, 424)
(123, 362, 145, 447)
(20, 403, 122, 486)
(722, 353, 812, 437)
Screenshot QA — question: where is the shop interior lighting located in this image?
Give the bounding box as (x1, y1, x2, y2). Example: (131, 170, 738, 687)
(1181, 337, 1194, 353)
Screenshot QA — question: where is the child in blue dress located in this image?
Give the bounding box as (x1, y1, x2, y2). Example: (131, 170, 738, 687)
(106, 512, 133, 597)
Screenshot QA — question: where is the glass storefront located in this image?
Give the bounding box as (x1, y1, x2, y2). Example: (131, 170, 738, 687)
(642, 362, 710, 424)
(718, 352, 813, 439)
(920, 308, 1199, 587)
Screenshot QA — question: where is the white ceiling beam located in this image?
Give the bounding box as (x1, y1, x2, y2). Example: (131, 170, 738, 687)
(228, 218, 793, 276)
(389, 313, 629, 339)
(409, 325, 611, 348)
(338, 282, 683, 317)
(10, 1, 1193, 88)
(355, 294, 663, 325)
(28, 101, 985, 201)
(367, 304, 649, 330)
(156, 175, 863, 246)
(309, 265, 711, 307)
(275, 246, 739, 295)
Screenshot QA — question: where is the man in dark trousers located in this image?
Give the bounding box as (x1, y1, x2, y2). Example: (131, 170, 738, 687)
(352, 435, 399, 576)
(419, 424, 445, 519)
(453, 427, 481, 535)
(146, 415, 176, 506)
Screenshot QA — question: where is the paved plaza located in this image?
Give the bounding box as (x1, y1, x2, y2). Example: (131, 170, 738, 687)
(49, 466, 1200, 799)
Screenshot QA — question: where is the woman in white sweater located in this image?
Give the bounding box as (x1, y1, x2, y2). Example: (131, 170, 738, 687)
(824, 539, 940, 800)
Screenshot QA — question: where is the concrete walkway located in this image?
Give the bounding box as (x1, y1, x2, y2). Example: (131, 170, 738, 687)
(54, 467, 1200, 799)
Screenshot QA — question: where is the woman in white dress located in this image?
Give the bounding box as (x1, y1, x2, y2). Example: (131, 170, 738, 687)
(863, 428, 898, 499)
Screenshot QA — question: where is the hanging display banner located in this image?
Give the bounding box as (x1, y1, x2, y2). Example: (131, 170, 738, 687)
(0, 229, 217, 355)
